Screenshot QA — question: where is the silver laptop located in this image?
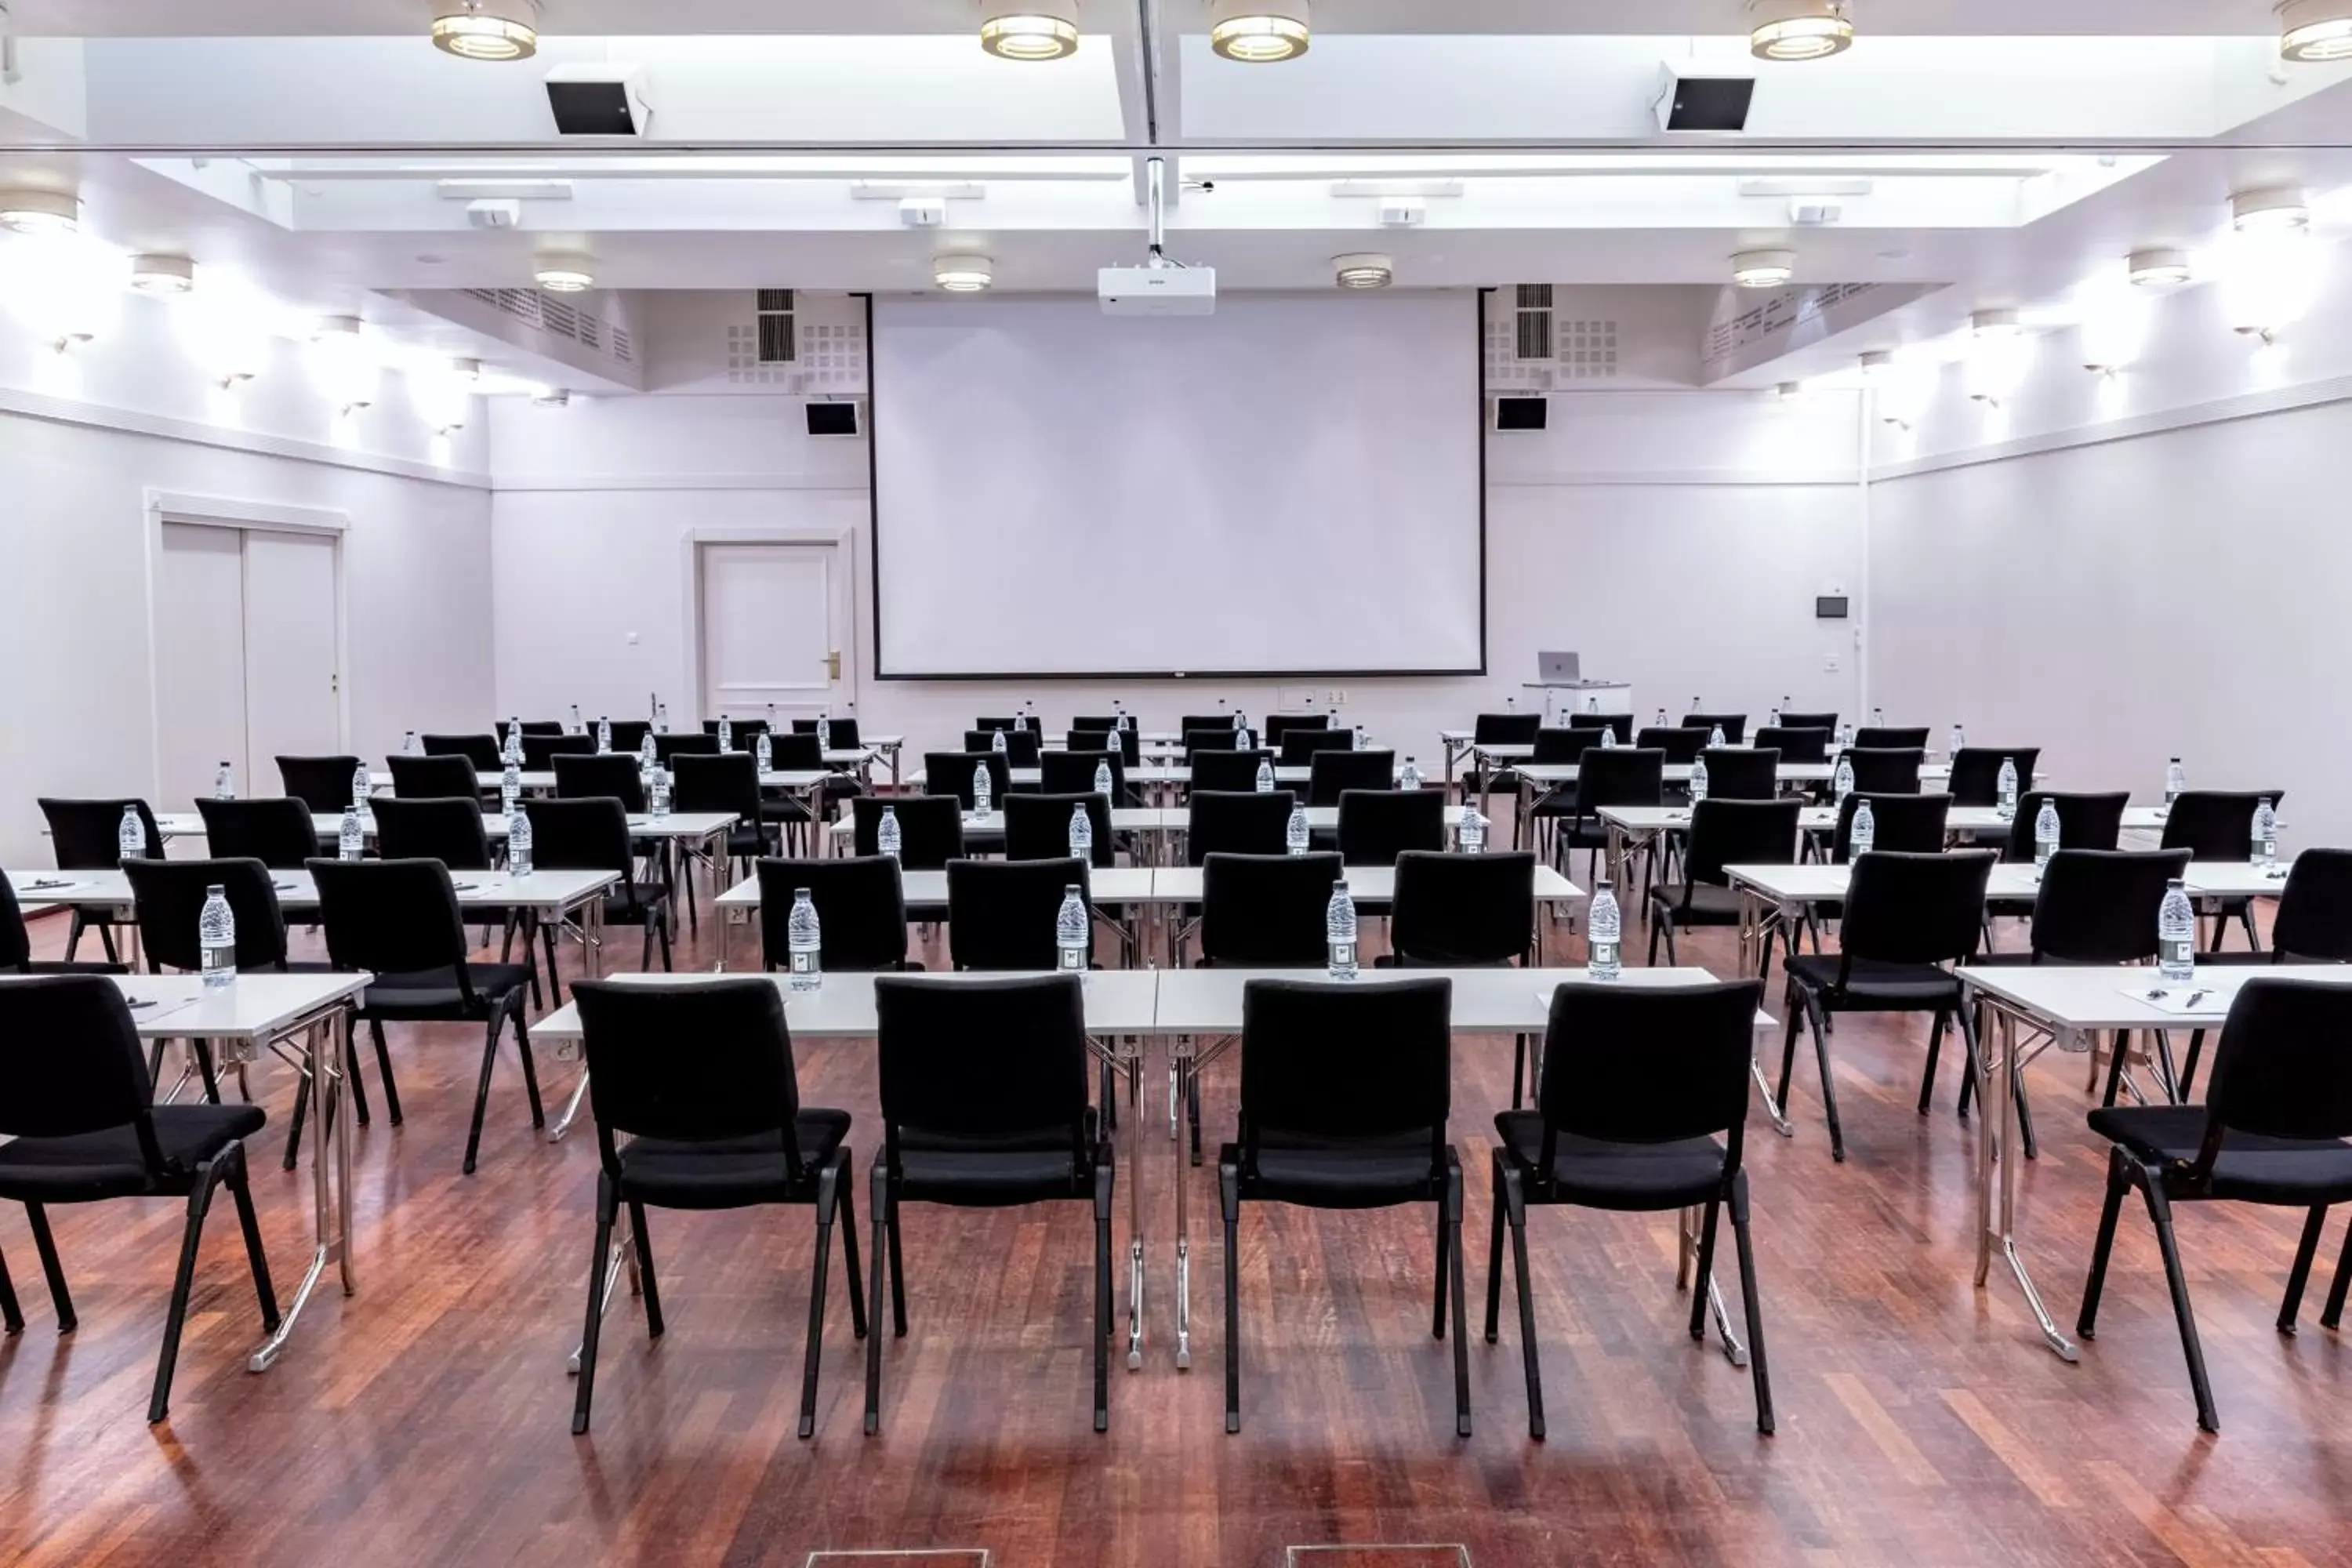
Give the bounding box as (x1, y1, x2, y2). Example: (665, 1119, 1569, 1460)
(1537, 651, 1582, 684)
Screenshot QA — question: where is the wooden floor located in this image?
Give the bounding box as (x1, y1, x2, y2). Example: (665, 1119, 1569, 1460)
(5, 842, 2352, 1567)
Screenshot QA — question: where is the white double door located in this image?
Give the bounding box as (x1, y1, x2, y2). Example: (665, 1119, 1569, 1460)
(697, 539, 855, 729)
(156, 522, 342, 808)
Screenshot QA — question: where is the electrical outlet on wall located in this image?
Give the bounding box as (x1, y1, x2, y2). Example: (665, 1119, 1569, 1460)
(1824, 654, 1840, 673)
(1329, 688, 1348, 707)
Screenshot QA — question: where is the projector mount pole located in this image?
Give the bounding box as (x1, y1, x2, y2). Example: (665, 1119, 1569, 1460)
(1146, 156, 1170, 270)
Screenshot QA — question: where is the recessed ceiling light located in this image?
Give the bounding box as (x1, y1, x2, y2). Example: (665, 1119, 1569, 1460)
(2278, 0, 2352, 60)
(1748, 0, 1853, 61)
(1970, 308, 2022, 337)
(1857, 349, 1895, 379)
(534, 252, 595, 292)
(980, 1, 1081, 60)
(1332, 252, 1394, 289)
(128, 254, 195, 295)
(1771, 381, 1805, 401)
(1730, 248, 1795, 288)
(1208, 0, 1310, 62)
(2232, 187, 2309, 234)
(0, 187, 79, 236)
(2128, 248, 2191, 287)
(431, 0, 539, 61)
(934, 252, 994, 292)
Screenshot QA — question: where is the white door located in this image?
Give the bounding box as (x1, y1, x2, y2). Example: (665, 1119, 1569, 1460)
(698, 540, 854, 728)
(241, 530, 343, 773)
(156, 523, 249, 807)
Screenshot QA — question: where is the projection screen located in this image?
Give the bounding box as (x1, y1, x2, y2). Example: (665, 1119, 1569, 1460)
(868, 291, 1486, 679)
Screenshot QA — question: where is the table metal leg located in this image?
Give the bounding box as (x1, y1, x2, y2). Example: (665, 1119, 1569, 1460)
(1174, 1041, 1194, 1370)
(547, 893, 606, 1144)
(250, 1007, 354, 1371)
(1124, 1042, 1145, 1370)
(1735, 887, 1796, 1137)
(1705, 1276, 1750, 1367)
(1978, 1004, 2079, 1362)
(567, 1236, 632, 1374)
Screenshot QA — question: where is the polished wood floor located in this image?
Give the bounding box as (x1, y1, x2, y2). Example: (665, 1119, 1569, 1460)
(5, 839, 2351, 1567)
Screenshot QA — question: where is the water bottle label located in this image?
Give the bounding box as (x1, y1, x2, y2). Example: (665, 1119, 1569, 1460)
(1059, 945, 1087, 972)
(791, 949, 818, 975)
(1588, 941, 1620, 976)
(2161, 935, 2193, 975)
(1328, 941, 1357, 975)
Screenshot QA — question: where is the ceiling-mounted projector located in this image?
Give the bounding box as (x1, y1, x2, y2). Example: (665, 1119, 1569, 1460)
(1102, 155, 1214, 315)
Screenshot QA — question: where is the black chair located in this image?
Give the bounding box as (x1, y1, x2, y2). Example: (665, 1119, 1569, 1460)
(967, 728, 1043, 768)
(971, 716, 1025, 733)
(925, 751, 1013, 811)
(1682, 713, 1748, 745)
(1186, 791, 1295, 864)
(1699, 747, 1779, 802)
(276, 755, 361, 815)
(522, 732, 598, 770)
(372, 794, 535, 976)
(946, 857, 1091, 971)
(1754, 726, 1830, 764)
(2078, 978, 2352, 1432)
(1067, 728, 1141, 768)
(1551, 749, 1665, 884)
(1335, 789, 1446, 867)
(389, 753, 481, 802)
(866, 974, 1113, 1431)
(0, 975, 279, 1423)
(567, 978, 864, 1436)
(1780, 850, 1995, 1162)
(1853, 727, 1929, 750)
(2176, 849, 2352, 1102)
(1200, 853, 1338, 967)
(1183, 728, 1244, 757)
(607, 720, 652, 755)
(0, 873, 123, 977)
(1985, 792, 2129, 924)
(850, 795, 965, 870)
(1831, 792, 1952, 862)
(1219, 977, 1466, 1435)
(757, 857, 914, 973)
(1649, 799, 1802, 969)
(527, 797, 673, 981)
(1486, 979, 1774, 1438)
(1777, 712, 1838, 735)
(652, 732, 721, 764)
(1043, 747, 1130, 803)
(1069, 716, 1120, 734)
(1385, 849, 1541, 1106)
(1278, 730, 1357, 766)
(1180, 713, 1236, 738)
(1565, 713, 1634, 744)
(197, 797, 325, 869)
(1264, 713, 1330, 746)
(791, 717, 863, 750)
(1842, 747, 1924, 795)
(308, 857, 540, 1175)
(1528, 728, 1599, 768)
(671, 752, 773, 869)
(1463, 712, 1541, 800)
(519, 720, 565, 736)
(554, 753, 648, 814)
(1635, 727, 1707, 765)
(2162, 790, 2288, 952)
(1005, 792, 1116, 869)
(36, 797, 165, 963)
(1307, 749, 1394, 808)
(1944, 748, 2040, 808)
(422, 733, 501, 771)
(759, 731, 848, 850)
(1189, 750, 1273, 794)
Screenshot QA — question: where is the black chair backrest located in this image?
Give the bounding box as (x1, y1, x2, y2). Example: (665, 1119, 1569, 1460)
(1069, 716, 1120, 734)
(1264, 713, 1330, 745)
(1573, 748, 1665, 814)
(1041, 748, 1127, 798)
(1684, 798, 1802, 889)
(1062, 732, 1140, 771)
(971, 716, 1025, 733)
(1188, 790, 1296, 863)
(1682, 713, 1748, 744)
(1947, 747, 2040, 808)
(422, 733, 501, 771)
(574, 978, 809, 1183)
(39, 797, 165, 867)
(759, 857, 909, 971)
(1535, 981, 1764, 1161)
(1183, 728, 1244, 757)
(1853, 727, 1929, 750)
(389, 753, 480, 800)
(196, 797, 321, 869)
(1833, 792, 1951, 862)
(1188, 749, 1271, 793)
(518, 720, 564, 736)
(2027, 849, 2193, 964)
(554, 753, 647, 814)
(874, 975, 1090, 1159)
(1180, 714, 1236, 738)
(2004, 791, 2127, 861)
(2271, 848, 2352, 960)
(2189, 979, 2352, 1167)
(371, 796, 493, 869)
(946, 857, 1090, 971)
(308, 856, 472, 979)
(1004, 792, 1115, 869)
(1472, 712, 1541, 746)
(1838, 850, 1994, 965)
(0, 976, 164, 1154)
(1698, 746, 1778, 801)
(1200, 852, 1340, 966)
(1844, 747, 1923, 794)
(1534, 727, 1606, 765)
(1753, 725, 1830, 764)
(671, 752, 762, 823)
(851, 795, 965, 869)
(764, 731, 823, 771)
(277, 754, 361, 815)
(926, 751, 1012, 811)
(125, 857, 290, 972)
(789, 717, 862, 749)
(1777, 712, 1838, 734)
(1238, 978, 1451, 1159)
(2161, 791, 2285, 862)
(652, 732, 721, 764)
(521, 732, 598, 770)
(1335, 789, 1446, 866)
(1564, 713, 1634, 743)
(607, 720, 652, 754)
(1635, 727, 1707, 764)
(1278, 729, 1357, 765)
(522, 796, 633, 876)
(0, 873, 36, 970)
(1388, 851, 1534, 965)
(966, 728, 1042, 767)
(1307, 749, 1394, 808)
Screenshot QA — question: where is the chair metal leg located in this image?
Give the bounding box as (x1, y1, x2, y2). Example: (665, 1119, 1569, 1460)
(2179, 1029, 2208, 1102)
(1661, 915, 1679, 967)
(1221, 1158, 1243, 1435)
(626, 1200, 663, 1338)
(282, 1047, 314, 1172)
(1776, 989, 1803, 1127)
(1806, 998, 1846, 1162)
(1431, 1190, 1448, 1339)
(1689, 1200, 1722, 1341)
(1483, 1152, 1506, 1344)
(1730, 1181, 1774, 1436)
(370, 1018, 403, 1125)
(657, 908, 673, 971)
(2077, 1149, 2129, 1339)
(2279, 1205, 2328, 1334)
(225, 1145, 279, 1332)
(515, 1010, 545, 1128)
(572, 1191, 617, 1434)
(2321, 1212, 2352, 1331)
(886, 1192, 907, 1337)
(1510, 1033, 1527, 1111)
(800, 1163, 837, 1440)
(149, 1158, 228, 1423)
(1918, 1011, 1948, 1116)
(0, 1241, 20, 1334)
(1446, 1162, 1471, 1438)
(2140, 1174, 2220, 1431)
(462, 1013, 506, 1176)
(1502, 1165, 1544, 1441)
(341, 1026, 371, 1129)
(864, 1163, 888, 1435)
(26, 1203, 72, 1330)
(2100, 1029, 2132, 1109)
(543, 923, 564, 1007)
(191, 1039, 223, 1105)
(1094, 1157, 1114, 1434)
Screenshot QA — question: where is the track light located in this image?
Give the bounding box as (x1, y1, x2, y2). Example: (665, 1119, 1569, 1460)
(2278, 0, 2352, 60)
(431, 1, 539, 61)
(534, 252, 595, 292)
(934, 252, 994, 292)
(128, 254, 195, 296)
(2232, 187, 2309, 234)
(1208, 0, 1310, 62)
(1748, 0, 1853, 61)
(1731, 249, 1795, 288)
(980, 0, 1080, 60)
(0, 187, 78, 236)
(2128, 248, 2191, 287)
(1332, 252, 1393, 289)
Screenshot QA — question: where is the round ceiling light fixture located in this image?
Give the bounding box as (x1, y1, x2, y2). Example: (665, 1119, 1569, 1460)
(0, 187, 80, 236)
(1748, 0, 1853, 61)
(980, 1, 1081, 60)
(1332, 252, 1394, 289)
(534, 252, 595, 292)
(934, 252, 994, 292)
(2232, 187, 2309, 234)
(1731, 248, 1796, 288)
(2278, 0, 2352, 60)
(128, 254, 196, 295)
(2127, 247, 2191, 287)
(1208, 0, 1311, 62)
(431, 0, 540, 60)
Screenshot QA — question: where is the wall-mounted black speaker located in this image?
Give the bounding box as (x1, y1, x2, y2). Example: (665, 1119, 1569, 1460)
(806, 401, 861, 437)
(1657, 74, 1755, 132)
(1491, 396, 1548, 433)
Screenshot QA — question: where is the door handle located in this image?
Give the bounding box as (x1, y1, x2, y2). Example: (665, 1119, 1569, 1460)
(822, 651, 841, 681)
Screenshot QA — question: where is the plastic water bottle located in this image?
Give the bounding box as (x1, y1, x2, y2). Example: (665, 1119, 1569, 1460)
(817, 713, 833, 753)
(656, 700, 670, 734)
(1585, 693, 1600, 715)
(1690, 754, 1710, 803)
(199, 884, 235, 990)
(1996, 756, 2020, 821)
(755, 730, 773, 774)
(971, 761, 993, 817)
(508, 803, 532, 876)
(718, 714, 734, 753)
(1836, 720, 1855, 750)
(1599, 726, 1617, 750)
(403, 729, 419, 756)
(2034, 797, 2060, 868)
(1094, 758, 1114, 797)
(2253, 797, 2278, 868)
(568, 703, 583, 735)
(1255, 756, 1276, 793)
(649, 766, 671, 822)
(1057, 884, 1089, 971)
(638, 733, 656, 775)
(765, 702, 779, 739)
(1872, 706, 1886, 728)
(990, 728, 1007, 755)
(1458, 806, 1486, 854)
(1285, 802, 1310, 855)
(1690, 695, 1702, 715)
(213, 760, 234, 800)
(117, 805, 143, 864)
(788, 888, 822, 991)
(2158, 879, 2196, 982)
(339, 804, 365, 861)
(1587, 880, 1621, 981)
(1352, 724, 1366, 751)
(1708, 724, 1726, 748)
(2165, 757, 2185, 808)
(501, 759, 521, 816)
(505, 718, 522, 764)
(1326, 880, 1359, 980)
(352, 763, 372, 820)
(596, 715, 612, 753)
(1833, 753, 1855, 801)
(1950, 722, 1966, 756)
(1232, 709, 1245, 731)
(1400, 756, 1423, 791)
(877, 804, 902, 861)
(1236, 726, 1254, 752)
(1850, 797, 1876, 858)
(1773, 697, 1787, 726)
(1653, 707, 1668, 729)
(1069, 804, 1094, 862)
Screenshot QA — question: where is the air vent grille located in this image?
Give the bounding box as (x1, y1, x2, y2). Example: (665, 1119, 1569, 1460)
(756, 289, 797, 365)
(1513, 283, 1554, 361)
(459, 286, 634, 365)
(1703, 281, 1880, 364)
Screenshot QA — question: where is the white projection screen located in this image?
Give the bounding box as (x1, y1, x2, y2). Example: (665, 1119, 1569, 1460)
(869, 291, 1486, 679)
